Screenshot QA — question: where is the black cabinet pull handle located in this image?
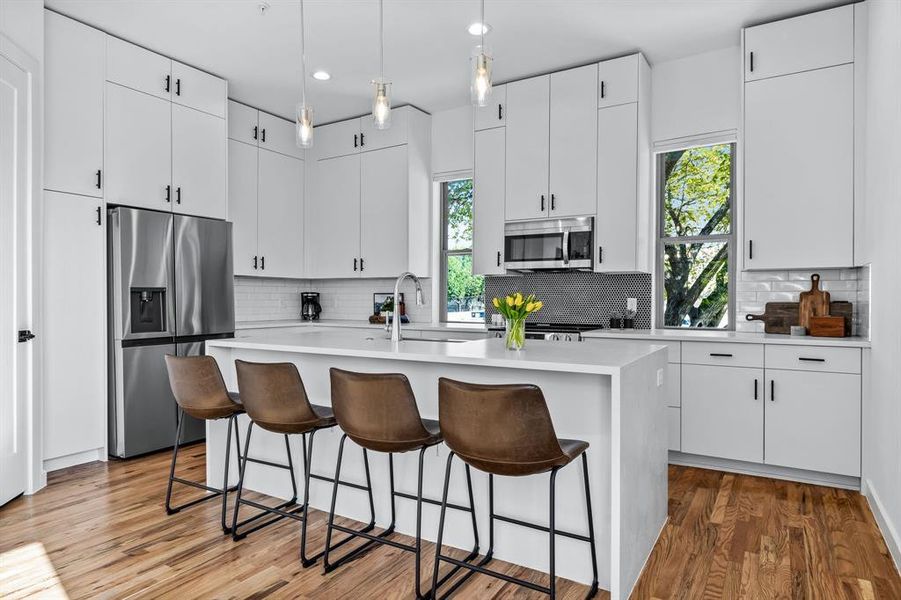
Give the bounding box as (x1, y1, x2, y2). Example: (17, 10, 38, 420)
(749, 240, 753, 260)
(360, 132, 365, 146)
(551, 193, 556, 211)
(799, 357, 826, 362)
(600, 80, 605, 99)
(540, 194, 545, 211)
(175, 78, 181, 96)
(770, 380, 775, 402)
(260, 256, 265, 270)
(360, 257, 364, 271)
(261, 128, 266, 143)
(253, 256, 258, 270)
(165, 74, 170, 92)
(598, 246, 603, 263)
(498, 103, 503, 120)
(354, 258, 358, 271)
(749, 51, 755, 73)
(709, 353, 733, 357)
(96, 206, 102, 226)
(354, 134, 358, 148)
(96, 169, 102, 189)
(754, 378, 758, 400)
(253, 126, 258, 140)
(176, 187, 182, 204)
(497, 251, 501, 267)
(165, 185, 171, 203)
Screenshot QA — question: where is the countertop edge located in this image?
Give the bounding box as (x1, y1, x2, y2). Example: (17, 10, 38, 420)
(581, 330, 871, 348)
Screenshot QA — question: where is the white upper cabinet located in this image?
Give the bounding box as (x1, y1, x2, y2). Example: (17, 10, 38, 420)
(474, 84, 506, 131)
(171, 61, 226, 118)
(744, 4, 853, 81)
(744, 64, 854, 269)
(44, 10, 105, 198)
(106, 36, 171, 100)
(473, 127, 506, 275)
(505, 75, 550, 221)
(259, 111, 304, 159)
(360, 145, 408, 277)
(315, 118, 363, 160)
(596, 102, 638, 272)
(307, 154, 361, 278)
(172, 104, 227, 219)
(549, 65, 598, 218)
(228, 100, 260, 146)
(104, 83, 172, 211)
(228, 139, 259, 276)
(258, 150, 304, 278)
(360, 107, 409, 152)
(598, 54, 639, 108)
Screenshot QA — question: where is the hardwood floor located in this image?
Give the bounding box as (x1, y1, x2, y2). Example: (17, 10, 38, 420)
(1, 446, 899, 599)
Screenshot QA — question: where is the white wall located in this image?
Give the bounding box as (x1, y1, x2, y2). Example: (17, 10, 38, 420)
(430, 104, 472, 176)
(0, 0, 43, 62)
(862, 0, 901, 573)
(651, 46, 740, 143)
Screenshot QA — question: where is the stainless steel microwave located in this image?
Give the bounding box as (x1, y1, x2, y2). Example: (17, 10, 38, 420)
(503, 217, 594, 271)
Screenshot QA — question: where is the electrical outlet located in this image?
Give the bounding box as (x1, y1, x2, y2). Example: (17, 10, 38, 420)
(627, 297, 637, 312)
(657, 368, 664, 387)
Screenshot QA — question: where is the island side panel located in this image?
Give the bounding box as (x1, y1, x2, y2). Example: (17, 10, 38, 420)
(610, 348, 668, 600)
(206, 345, 614, 590)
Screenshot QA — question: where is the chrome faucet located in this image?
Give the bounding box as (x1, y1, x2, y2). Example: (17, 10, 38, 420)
(390, 272, 425, 342)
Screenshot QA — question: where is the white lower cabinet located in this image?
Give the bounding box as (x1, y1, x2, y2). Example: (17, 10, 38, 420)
(42, 192, 106, 461)
(764, 370, 861, 477)
(667, 407, 681, 452)
(682, 364, 764, 463)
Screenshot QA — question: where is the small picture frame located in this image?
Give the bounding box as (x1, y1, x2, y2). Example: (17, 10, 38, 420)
(373, 292, 404, 316)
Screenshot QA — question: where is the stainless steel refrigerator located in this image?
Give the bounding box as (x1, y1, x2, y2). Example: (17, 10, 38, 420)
(107, 207, 234, 458)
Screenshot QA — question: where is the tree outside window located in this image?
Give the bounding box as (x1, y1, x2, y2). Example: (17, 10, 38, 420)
(442, 179, 485, 322)
(658, 144, 734, 328)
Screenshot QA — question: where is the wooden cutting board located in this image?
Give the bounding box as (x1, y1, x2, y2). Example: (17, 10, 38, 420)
(745, 302, 800, 334)
(799, 274, 831, 328)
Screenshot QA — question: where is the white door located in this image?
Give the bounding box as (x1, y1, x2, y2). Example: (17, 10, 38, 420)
(307, 155, 360, 277)
(258, 111, 305, 160)
(314, 118, 361, 161)
(42, 192, 106, 463)
(598, 54, 638, 108)
(744, 64, 853, 269)
(172, 104, 226, 219)
(360, 146, 408, 278)
(681, 365, 764, 463)
(596, 103, 638, 272)
(105, 82, 172, 211)
(228, 100, 259, 146)
(258, 150, 304, 278)
(474, 84, 506, 131)
(44, 11, 105, 198)
(228, 140, 259, 276)
(505, 75, 549, 221)
(359, 106, 409, 152)
(473, 127, 506, 275)
(765, 370, 860, 476)
(549, 65, 597, 218)
(106, 35, 171, 100)
(170, 60, 226, 118)
(0, 54, 30, 506)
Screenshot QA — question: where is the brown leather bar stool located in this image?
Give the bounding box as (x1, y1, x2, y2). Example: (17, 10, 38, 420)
(231, 359, 373, 568)
(431, 378, 599, 600)
(163, 355, 244, 533)
(322, 368, 481, 599)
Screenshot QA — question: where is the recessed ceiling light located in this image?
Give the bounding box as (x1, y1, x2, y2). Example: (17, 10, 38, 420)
(312, 70, 331, 81)
(467, 22, 491, 36)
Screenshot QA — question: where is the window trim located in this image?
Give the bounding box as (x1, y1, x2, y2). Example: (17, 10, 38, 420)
(655, 142, 736, 330)
(439, 178, 481, 323)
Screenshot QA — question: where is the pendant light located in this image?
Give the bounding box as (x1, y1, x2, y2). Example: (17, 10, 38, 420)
(470, 0, 492, 107)
(296, 0, 314, 148)
(371, 0, 391, 129)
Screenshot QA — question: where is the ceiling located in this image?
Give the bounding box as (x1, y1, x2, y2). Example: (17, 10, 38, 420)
(46, 0, 846, 124)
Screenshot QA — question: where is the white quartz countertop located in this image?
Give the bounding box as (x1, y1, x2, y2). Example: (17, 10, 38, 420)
(209, 329, 665, 375)
(581, 328, 871, 348)
(235, 319, 489, 334)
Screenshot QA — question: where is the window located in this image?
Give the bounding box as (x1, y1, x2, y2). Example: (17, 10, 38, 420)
(441, 178, 484, 322)
(657, 143, 735, 329)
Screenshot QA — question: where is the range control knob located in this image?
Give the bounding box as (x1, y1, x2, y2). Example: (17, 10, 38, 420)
(564, 334, 574, 342)
(548, 333, 560, 341)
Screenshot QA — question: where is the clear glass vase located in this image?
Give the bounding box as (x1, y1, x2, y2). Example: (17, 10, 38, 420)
(505, 317, 526, 351)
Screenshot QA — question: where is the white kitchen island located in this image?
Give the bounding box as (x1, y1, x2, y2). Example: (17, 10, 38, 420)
(206, 329, 668, 599)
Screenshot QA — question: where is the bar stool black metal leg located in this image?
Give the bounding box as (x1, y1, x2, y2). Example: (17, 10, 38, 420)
(230, 420, 254, 538)
(549, 467, 560, 600)
(386, 453, 397, 534)
(300, 428, 320, 568)
(413, 447, 426, 599)
(322, 434, 348, 571)
(582, 453, 599, 598)
(284, 434, 299, 504)
(362, 448, 376, 529)
(220, 414, 236, 533)
(165, 409, 185, 515)
(430, 451, 456, 596)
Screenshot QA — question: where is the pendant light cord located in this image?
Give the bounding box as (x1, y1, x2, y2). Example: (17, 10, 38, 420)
(480, 0, 485, 48)
(300, 0, 307, 105)
(379, 0, 384, 79)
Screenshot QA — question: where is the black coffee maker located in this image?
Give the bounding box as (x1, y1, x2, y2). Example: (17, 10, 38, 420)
(301, 292, 322, 321)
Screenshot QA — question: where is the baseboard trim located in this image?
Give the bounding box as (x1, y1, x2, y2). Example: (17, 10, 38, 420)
(43, 448, 106, 473)
(669, 452, 860, 490)
(864, 478, 901, 576)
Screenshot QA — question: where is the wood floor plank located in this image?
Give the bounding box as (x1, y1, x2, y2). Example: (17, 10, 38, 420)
(1, 449, 899, 599)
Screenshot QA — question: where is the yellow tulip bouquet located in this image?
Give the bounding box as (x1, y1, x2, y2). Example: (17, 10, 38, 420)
(491, 292, 543, 350)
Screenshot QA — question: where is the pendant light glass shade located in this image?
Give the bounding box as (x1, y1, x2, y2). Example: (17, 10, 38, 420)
(371, 80, 391, 129)
(470, 46, 492, 107)
(296, 103, 314, 148)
